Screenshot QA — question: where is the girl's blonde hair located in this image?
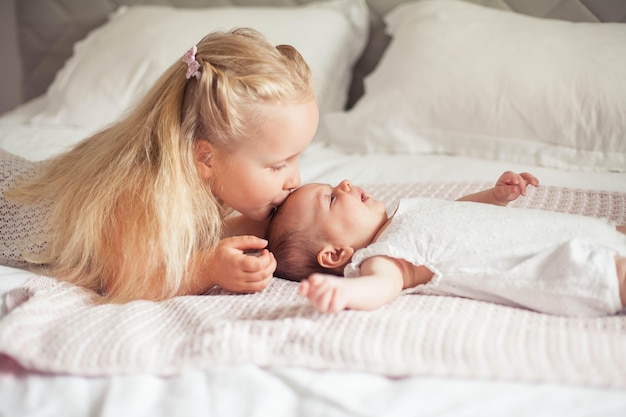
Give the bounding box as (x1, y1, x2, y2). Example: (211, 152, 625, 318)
(8, 28, 314, 303)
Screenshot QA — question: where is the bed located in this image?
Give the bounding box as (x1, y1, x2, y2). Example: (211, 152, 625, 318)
(1, 0, 626, 416)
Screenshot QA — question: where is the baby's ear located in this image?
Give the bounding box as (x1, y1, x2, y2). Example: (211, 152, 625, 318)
(193, 139, 214, 179)
(317, 245, 355, 269)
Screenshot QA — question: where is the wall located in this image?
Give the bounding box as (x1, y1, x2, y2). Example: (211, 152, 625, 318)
(0, 0, 23, 115)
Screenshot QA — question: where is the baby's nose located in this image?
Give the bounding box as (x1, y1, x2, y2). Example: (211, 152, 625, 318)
(338, 179, 351, 192)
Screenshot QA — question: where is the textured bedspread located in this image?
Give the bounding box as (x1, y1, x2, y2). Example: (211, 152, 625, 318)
(1, 182, 625, 388)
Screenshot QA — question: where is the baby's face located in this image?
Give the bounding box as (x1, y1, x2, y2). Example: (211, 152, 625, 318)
(282, 180, 388, 250)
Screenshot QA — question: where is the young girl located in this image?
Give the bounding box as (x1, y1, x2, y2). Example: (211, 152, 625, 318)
(267, 172, 626, 317)
(0, 28, 319, 303)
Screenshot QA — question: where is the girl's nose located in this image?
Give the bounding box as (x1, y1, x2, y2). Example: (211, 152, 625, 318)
(284, 168, 301, 191)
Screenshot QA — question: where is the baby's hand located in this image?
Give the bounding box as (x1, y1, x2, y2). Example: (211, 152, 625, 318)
(299, 274, 349, 313)
(494, 171, 539, 204)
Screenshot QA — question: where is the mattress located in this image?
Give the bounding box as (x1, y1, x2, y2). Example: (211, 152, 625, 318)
(2, 109, 626, 417)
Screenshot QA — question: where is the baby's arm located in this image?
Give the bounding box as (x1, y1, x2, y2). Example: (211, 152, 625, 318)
(456, 171, 539, 206)
(299, 256, 404, 312)
(299, 256, 433, 312)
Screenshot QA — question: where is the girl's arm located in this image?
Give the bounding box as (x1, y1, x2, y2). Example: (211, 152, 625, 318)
(299, 256, 433, 312)
(184, 235, 275, 296)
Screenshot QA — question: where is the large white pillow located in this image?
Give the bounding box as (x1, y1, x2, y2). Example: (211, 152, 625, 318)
(320, 0, 626, 172)
(30, 0, 368, 131)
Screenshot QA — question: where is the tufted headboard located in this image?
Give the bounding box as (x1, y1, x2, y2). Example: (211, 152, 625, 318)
(15, 0, 626, 107)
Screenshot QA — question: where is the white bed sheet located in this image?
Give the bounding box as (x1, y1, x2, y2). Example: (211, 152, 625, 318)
(1, 103, 626, 417)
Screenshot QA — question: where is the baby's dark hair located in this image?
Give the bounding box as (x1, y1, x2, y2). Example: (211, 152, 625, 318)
(267, 198, 342, 282)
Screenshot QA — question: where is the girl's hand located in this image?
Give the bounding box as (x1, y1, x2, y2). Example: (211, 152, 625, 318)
(299, 274, 349, 313)
(494, 171, 539, 204)
(202, 235, 276, 294)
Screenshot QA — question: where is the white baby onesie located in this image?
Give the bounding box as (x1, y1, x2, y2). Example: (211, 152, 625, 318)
(344, 198, 626, 317)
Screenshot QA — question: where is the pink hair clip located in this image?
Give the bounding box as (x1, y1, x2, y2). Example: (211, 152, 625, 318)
(182, 45, 201, 80)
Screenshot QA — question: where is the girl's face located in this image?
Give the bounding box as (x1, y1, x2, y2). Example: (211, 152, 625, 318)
(207, 98, 319, 221)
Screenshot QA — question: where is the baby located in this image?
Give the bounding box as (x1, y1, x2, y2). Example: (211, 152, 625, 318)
(267, 172, 626, 317)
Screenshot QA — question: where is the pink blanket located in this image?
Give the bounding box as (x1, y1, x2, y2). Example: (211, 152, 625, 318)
(1, 182, 625, 388)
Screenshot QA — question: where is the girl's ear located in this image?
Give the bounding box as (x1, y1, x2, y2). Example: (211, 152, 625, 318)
(193, 140, 214, 179)
(317, 245, 355, 270)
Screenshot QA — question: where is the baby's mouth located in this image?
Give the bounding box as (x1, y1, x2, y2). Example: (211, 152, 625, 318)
(359, 188, 368, 202)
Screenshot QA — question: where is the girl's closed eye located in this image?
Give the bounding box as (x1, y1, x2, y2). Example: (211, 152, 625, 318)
(329, 194, 336, 206)
(270, 163, 287, 172)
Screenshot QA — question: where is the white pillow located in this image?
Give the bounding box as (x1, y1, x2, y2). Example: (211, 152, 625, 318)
(320, 0, 626, 172)
(30, 0, 368, 131)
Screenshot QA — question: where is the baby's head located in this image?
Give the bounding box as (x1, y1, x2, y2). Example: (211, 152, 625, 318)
(267, 180, 388, 281)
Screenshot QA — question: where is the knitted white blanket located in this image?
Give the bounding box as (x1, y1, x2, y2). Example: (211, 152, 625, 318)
(1, 182, 625, 388)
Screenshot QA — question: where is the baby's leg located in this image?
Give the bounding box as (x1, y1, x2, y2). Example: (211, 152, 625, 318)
(617, 257, 626, 307)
